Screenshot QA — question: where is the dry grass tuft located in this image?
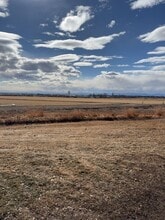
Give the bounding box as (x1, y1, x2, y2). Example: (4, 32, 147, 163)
(25, 110, 44, 118)
(125, 108, 139, 119)
(154, 108, 165, 117)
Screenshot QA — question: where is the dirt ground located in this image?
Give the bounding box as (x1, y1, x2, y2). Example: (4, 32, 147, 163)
(0, 119, 165, 219)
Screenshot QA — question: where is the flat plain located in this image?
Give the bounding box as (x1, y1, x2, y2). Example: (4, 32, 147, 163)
(0, 96, 165, 219)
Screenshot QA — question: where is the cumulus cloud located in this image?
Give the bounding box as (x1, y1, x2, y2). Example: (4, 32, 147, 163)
(0, 0, 9, 17)
(18, 55, 81, 80)
(135, 56, 165, 64)
(147, 46, 165, 55)
(107, 20, 116, 28)
(93, 63, 110, 68)
(34, 32, 125, 50)
(0, 31, 81, 82)
(138, 25, 165, 43)
(59, 6, 93, 33)
(130, 0, 165, 10)
(1, 55, 81, 82)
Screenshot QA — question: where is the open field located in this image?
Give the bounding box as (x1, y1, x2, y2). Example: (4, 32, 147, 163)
(0, 96, 165, 125)
(0, 96, 165, 106)
(0, 119, 165, 219)
(0, 96, 165, 219)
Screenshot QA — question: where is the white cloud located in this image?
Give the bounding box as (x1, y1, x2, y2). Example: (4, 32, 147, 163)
(40, 23, 48, 27)
(70, 67, 165, 94)
(98, 71, 119, 78)
(98, 0, 109, 3)
(81, 55, 111, 62)
(151, 65, 165, 70)
(0, 0, 9, 17)
(133, 65, 146, 68)
(42, 32, 55, 36)
(0, 0, 8, 8)
(0, 31, 81, 82)
(147, 46, 165, 55)
(135, 56, 165, 64)
(34, 32, 125, 50)
(51, 54, 80, 63)
(117, 64, 129, 67)
(138, 25, 165, 43)
(74, 62, 93, 67)
(107, 20, 116, 28)
(54, 32, 65, 37)
(59, 6, 93, 33)
(130, 0, 165, 10)
(93, 63, 110, 68)
(0, 31, 21, 54)
(0, 31, 22, 72)
(17, 55, 81, 79)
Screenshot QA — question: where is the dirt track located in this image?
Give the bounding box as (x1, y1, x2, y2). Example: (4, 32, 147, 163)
(0, 119, 165, 219)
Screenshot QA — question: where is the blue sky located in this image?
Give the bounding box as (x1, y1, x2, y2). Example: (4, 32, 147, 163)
(0, 0, 165, 95)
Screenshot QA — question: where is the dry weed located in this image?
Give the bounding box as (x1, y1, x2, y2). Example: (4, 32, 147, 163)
(124, 108, 139, 119)
(154, 108, 165, 117)
(25, 110, 44, 118)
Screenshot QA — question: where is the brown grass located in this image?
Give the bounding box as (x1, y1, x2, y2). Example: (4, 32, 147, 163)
(0, 119, 165, 219)
(124, 108, 139, 119)
(154, 108, 165, 117)
(25, 109, 44, 118)
(0, 107, 164, 126)
(0, 96, 165, 106)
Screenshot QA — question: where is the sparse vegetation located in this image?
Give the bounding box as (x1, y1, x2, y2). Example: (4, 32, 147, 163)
(0, 96, 165, 219)
(0, 119, 165, 219)
(0, 106, 164, 126)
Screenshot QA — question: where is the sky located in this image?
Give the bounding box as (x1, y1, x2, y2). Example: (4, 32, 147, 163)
(0, 0, 165, 95)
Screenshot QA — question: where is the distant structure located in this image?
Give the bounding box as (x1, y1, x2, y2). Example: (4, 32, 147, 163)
(68, 90, 71, 97)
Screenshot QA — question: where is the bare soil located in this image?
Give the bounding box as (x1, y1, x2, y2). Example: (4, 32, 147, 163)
(0, 119, 165, 219)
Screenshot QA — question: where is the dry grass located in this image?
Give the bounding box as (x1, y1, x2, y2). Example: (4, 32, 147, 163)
(154, 108, 165, 117)
(0, 96, 165, 106)
(0, 107, 165, 126)
(124, 108, 139, 119)
(25, 110, 44, 118)
(0, 119, 165, 219)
